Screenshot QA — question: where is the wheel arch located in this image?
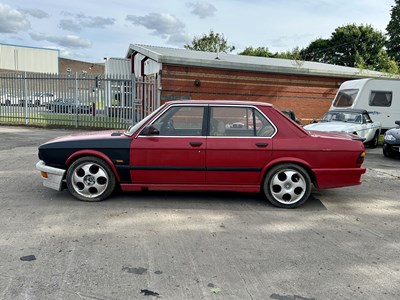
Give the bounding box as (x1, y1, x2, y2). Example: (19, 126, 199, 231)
(260, 158, 316, 192)
(65, 150, 121, 182)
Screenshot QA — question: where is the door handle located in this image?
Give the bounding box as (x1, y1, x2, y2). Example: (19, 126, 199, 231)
(256, 143, 269, 147)
(190, 141, 203, 147)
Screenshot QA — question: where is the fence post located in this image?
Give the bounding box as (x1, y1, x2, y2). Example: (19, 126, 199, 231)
(24, 72, 29, 125)
(75, 72, 78, 128)
(132, 74, 136, 125)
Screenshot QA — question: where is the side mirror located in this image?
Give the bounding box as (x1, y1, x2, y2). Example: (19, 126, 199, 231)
(140, 125, 159, 136)
(395, 120, 400, 126)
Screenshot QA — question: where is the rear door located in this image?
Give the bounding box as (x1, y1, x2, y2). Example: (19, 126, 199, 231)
(206, 105, 274, 185)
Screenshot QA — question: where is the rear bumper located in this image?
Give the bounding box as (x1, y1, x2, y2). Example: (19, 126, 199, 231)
(313, 167, 366, 189)
(36, 160, 66, 191)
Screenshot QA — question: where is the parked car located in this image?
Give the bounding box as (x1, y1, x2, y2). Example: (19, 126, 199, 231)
(46, 98, 92, 114)
(28, 92, 57, 106)
(303, 109, 381, 148)
(382, 120, 400, 158)
(36, 100, 366, 209)
(0, 94, 20, 106)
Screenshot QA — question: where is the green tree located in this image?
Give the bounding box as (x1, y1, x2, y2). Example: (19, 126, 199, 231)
(386, 0, 400, 63)
(238, 46, 273, 57)
(327, 24, 386, 68)
(300, 38, 331, 62)
(184, 31, 235, 53)
(300, 24, 396, 72)
(239, 46, 302, 60)
(274, 47, 302, 60)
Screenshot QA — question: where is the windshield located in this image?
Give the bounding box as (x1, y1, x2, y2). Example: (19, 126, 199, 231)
(321, 111, 363, 124)
(124, 104, 166, 136)
(332, 89, 359, 107)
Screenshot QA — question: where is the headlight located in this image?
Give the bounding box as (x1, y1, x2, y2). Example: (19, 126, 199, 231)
(384, 134, 396, 142)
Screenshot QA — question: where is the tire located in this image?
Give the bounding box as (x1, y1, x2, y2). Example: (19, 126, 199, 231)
(66, 156, 116, 202)
(369, 131, 379, 148)
(383, 145, 393, 158)
(263, 164, 311, 208)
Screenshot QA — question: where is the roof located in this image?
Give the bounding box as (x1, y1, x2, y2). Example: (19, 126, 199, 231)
(164, 100, 273, 107)
(126, 44, 389, 79)
(329, 109, 368, 114)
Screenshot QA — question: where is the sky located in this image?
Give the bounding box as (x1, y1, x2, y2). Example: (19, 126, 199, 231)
(0, 0, 395, 63)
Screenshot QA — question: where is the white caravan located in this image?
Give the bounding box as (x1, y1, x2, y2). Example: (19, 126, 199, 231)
(330, 78, 400, 130)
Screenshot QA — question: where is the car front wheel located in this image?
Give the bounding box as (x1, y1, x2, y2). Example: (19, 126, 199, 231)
(383, 144, 394, 158)
(263, 164, 311, 208)
(66, 156, 116, 202)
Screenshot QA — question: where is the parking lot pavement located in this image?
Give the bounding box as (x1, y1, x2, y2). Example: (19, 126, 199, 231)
(1, 126, 400, 299)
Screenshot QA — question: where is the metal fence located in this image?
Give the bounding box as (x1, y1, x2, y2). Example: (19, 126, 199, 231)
(0, 72, 159, 129)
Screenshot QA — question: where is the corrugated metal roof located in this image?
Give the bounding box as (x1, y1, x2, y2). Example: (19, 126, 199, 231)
(126, 44, 390, 79)
(104, 57, 130, 76)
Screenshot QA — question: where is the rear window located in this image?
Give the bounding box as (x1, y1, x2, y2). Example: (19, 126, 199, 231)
(369, 91, 392, 107)
(332, 89, 359, 107)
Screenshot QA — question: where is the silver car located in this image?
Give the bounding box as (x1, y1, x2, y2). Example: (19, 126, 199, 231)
(304, 109, 381, 148)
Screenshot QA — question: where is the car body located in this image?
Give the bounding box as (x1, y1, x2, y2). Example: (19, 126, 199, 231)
(382, 120, 400, 158)
(36, 100, 366, 209)
(303, 109, 381, 148)
(26, 92, 57, 106)
(0, 94, 20, 106)
(46, 98, 92, 114)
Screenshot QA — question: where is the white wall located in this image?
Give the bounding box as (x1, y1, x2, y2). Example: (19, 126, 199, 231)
(0, 44, 59, 74)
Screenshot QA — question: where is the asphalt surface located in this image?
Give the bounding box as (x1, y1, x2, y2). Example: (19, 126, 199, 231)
(0, 125, 400, 300)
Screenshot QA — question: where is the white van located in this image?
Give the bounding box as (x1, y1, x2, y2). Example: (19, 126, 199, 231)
(330, 78, 400, 130)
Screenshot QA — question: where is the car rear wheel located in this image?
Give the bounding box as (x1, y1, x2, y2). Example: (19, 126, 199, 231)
(263, 164, 311, 208)
(66, 156, 116, 202)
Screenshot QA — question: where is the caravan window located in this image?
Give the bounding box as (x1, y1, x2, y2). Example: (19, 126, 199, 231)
(332, 89, 359, 107)
(369, 91, 392, 107)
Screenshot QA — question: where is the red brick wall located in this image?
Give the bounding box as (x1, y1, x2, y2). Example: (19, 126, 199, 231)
(160, 65, 350, 124)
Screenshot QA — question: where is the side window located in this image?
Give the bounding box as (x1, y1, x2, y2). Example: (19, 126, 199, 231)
(210, 106, 275, 137)
(369, 91, 392, 107)
(151, 106, 204, 136)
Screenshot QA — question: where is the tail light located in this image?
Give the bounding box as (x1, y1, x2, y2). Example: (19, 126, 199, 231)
(356, 151, 366, 165)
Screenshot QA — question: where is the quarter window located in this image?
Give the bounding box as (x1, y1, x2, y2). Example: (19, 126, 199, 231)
(369, 91, 392, 107)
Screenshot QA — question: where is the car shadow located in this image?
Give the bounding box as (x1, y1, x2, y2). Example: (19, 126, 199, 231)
(107, 189, 327, 211)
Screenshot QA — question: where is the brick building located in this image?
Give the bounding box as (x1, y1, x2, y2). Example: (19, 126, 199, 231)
(59, 58, 104, 75)
(126, 44, 385, 124)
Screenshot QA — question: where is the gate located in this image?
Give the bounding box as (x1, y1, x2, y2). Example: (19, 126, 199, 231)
(0, 72, 159, 129)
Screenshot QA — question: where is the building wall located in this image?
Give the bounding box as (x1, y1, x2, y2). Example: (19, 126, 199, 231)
(160, 65, 348, 124)
(0, 44, 59, 73)
(59, 58, 104, 75)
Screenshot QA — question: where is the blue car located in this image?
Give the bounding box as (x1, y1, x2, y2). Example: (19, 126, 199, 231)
(383, 121, 400, 158)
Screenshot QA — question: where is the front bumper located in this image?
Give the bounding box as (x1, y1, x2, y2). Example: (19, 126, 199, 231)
(36, 160, 66, 191)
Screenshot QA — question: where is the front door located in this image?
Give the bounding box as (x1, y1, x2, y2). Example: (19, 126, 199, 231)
(130, 105, 206, 184)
